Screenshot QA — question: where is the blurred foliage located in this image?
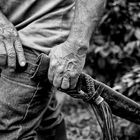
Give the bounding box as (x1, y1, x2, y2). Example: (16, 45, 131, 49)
(62, 0, 140, 140)
(114, 65, 140, 101)
(86, 0, 140, 86)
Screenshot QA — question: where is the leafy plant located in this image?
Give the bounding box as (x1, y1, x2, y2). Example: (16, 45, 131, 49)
(85, 0, 140, 86)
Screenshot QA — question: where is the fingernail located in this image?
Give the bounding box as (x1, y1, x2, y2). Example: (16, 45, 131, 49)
(20, 61, 26, 67)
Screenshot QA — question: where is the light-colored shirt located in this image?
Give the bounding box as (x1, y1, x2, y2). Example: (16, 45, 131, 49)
(0, 0, 75, 52)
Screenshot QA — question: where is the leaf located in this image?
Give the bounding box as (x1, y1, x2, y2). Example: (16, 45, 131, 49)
(113, 85, 122, 91)
(134, 28, 140, 40)
(124, 42, 136, 55)
(81, 126, 91, 138)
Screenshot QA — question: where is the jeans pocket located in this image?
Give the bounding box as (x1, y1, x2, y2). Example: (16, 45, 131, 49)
(0, 73, 53, 139)
(0, 51, 53, 139)
(0, 53, 51, 125)
(0, 75, 38, 129)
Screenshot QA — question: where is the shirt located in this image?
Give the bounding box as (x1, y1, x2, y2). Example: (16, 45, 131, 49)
(0, 0, 75, 52)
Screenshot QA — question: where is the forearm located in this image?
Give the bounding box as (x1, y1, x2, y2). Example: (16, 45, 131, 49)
(68, 0, 106, 51)
(0, 10, 12, 24)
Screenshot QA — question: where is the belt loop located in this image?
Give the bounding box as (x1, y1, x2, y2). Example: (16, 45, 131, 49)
(31, 53, 50, 83)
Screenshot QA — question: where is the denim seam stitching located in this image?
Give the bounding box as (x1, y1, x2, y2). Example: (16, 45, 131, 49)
(17, 82, 40, 139)
(22, 82, 40, 121)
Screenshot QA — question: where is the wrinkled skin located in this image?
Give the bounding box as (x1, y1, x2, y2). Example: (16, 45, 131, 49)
(0, 21, 26, 69)
(48, 0, 106, 90)
(48, 41, 87, 90)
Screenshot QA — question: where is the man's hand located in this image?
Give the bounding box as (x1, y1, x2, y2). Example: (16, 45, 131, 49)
(0, 23, 26, 69)
(48, 41, 87, 90)
(0, 10, 26, 70)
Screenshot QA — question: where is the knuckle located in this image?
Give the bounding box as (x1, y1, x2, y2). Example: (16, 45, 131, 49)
(15, 48, 23, 54)
(6, 27, 18, 38)
(50, 59, 57, 67)
(15, 39, 22, 48)
(13, 30, 18, 37)
(57, 66, 64, 73)
(61, 77, 69, 89)
(8, 51, 15, 58)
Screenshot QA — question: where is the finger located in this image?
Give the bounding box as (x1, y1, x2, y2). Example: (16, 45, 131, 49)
(53, 65, 64, 88)
(70, 75, 79, 89)
(0, 41, 7, 67)
(14, 39, 26, 67)
(68, 70, 80, 89)
(41, 47, 51, 55)
(4, 39, 16, 69)
(53, 73, 63, 88)
(61, 74, 70, 89)
(48, 58, 58, 83)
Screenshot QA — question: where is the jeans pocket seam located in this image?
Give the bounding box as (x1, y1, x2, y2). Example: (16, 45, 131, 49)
(21, 82, 40, 122)
(17, 82, 40, 139)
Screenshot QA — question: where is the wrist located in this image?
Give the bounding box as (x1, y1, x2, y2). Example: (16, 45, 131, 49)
(66, 38, 89, 56)
(67, 37, 89, 47)
(0, 11, 13, 26)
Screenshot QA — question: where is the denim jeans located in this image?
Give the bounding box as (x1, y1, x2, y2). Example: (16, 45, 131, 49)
(0, 48, 67, 140)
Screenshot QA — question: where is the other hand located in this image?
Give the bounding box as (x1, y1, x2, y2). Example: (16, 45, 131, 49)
(0, 23, 26, 69)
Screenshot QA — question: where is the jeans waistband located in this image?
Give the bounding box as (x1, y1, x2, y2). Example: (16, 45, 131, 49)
(2, 47, 50, 86)
(21, 50, 50, 83)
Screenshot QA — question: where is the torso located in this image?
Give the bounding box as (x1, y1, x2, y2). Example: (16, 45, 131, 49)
(0, 0, 75, 51)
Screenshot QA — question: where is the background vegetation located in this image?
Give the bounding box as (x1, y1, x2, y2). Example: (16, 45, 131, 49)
(62, 0, 140, 139)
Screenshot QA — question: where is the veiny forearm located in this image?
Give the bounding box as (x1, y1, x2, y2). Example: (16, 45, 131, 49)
(68, 0, 106, 50)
